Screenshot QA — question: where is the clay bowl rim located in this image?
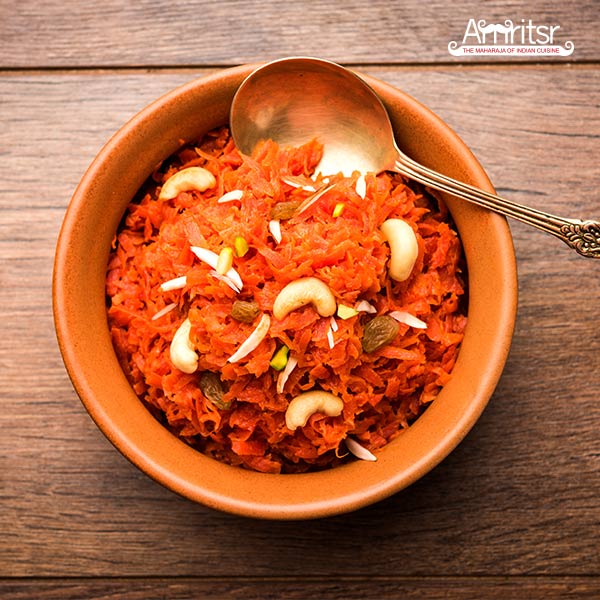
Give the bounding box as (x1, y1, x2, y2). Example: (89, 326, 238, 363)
(53, 62, 518, 520)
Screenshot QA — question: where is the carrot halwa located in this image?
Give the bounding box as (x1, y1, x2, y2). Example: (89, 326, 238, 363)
(106, 126, 467, 474)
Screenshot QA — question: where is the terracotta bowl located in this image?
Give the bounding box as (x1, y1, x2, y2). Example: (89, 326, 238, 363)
(53, 63, 517, 519)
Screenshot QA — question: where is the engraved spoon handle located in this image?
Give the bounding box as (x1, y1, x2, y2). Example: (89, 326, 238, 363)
(394, 152, 600, 258)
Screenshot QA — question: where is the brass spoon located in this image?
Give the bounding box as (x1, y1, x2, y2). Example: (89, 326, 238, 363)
(230, 56, 600, 258)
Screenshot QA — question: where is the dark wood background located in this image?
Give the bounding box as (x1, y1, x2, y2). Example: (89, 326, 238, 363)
(1, 1, 598, 598)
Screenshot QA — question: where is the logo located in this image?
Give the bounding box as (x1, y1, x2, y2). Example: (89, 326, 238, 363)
(448, 19, 574, 57)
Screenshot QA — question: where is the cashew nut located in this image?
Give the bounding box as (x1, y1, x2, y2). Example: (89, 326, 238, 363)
(380, 218, 419, 282)
(273, 277, 336, 320)
(169, 318, 198, 373)
(285, 390, 344, 431)
(159, 166, 216, 200)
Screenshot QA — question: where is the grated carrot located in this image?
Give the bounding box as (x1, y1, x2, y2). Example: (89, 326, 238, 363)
(106, 126, 467, 473)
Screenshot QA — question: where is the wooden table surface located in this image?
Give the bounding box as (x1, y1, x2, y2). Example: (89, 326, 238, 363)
(2, 1, 599, 598)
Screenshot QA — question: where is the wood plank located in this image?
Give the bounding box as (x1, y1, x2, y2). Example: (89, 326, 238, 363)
(0, 0, 597, 68)
(1, 577, 599, 600)
(1, 67, 598, 579)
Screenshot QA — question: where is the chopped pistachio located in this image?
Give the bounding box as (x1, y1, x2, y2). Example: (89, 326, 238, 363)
(337, 304, 358, 320)
(333, 202, 345, 217)
(269, 345, 290, 371)
(234, 235, 249, 257)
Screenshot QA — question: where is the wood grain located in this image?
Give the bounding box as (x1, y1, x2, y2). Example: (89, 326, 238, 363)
(1, 577, 599, 599)
(1, 67, 598, 589)
(0, 0, 597, 68)
(1, 0, 599, 595)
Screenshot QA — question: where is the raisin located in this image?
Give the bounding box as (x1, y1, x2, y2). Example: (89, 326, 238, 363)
(199, 372, 231, 410)
(361, 315, 399, 353)
(231, 300, 260, 323)
(270, 200, 302, 221)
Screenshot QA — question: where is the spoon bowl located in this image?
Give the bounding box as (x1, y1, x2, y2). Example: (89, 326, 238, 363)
(231, 57, 600, 258)
(231, 57, 398, 176)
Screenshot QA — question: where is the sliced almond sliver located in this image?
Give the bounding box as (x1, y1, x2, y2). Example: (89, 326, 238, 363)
(269, 219, 282, 244)
(345, 437, 377, 462)
(217, 189, 244, 203)
(209, 270, 241, 293)
(277, 354, 298, 394)
(389, 310, 427, 329)
(190, 245, 243, 291)
(329, 316, 339, 332)
(296, 182, 336, 215)
(227, 313, 271, 363)
(281, 176, 317, 192)
(151, 302, 178, 321)
(355, 174, 367, 199)
(326, 326, 335, 349)
(355, 300, 377, 314)
(159, 275, 187, 292)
